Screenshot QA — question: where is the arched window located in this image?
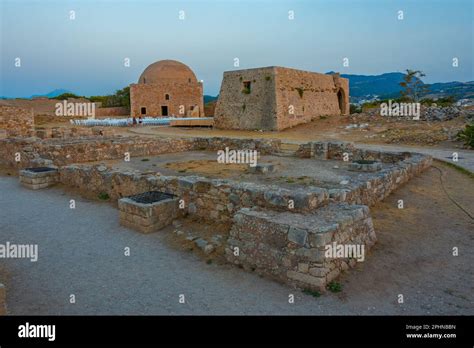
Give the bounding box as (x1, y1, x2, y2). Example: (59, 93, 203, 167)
(165, 94, 170, 100)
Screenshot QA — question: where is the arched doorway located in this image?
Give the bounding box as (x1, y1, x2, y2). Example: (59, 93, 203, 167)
(337, 89, 346, 115)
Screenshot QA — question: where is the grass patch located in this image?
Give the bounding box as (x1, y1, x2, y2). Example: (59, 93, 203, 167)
(437, 160, 474, 179)
(178, 169, 187, 173)
(327, 281, 342, 293)
(303, 289, 321, 298)
(98, 192, 110, 200)
(141, 158, 150, 162)
(319, 115, 327, 120)
(206, 259, 213, 265)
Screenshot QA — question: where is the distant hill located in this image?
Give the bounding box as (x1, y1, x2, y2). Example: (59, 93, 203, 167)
(327, 72, 474, 102)
(204, 95, 218, 104)
(30, 89, 72, 99)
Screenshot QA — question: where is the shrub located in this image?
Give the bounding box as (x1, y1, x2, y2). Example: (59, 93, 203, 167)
(350, 104, 362, 114)
(242, 87, 251, 94)
(303, 289, 321, 298)
(98, 192, 110, 200)
(421, 96, 455, 107)
(327, 281, 342, 293)
(52, 93, 82, 100)
(457, 124, 474, 149)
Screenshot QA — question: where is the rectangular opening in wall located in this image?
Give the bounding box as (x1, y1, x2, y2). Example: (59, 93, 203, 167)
(161, 105, 169, 116)
(242, 81, 251, 94)
(140, 107, 146, 115)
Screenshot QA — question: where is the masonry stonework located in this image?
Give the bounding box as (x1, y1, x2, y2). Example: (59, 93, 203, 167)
(130, 60, 204, 118)
(0, 106, 34, 138)
(214, 67, 349, 131)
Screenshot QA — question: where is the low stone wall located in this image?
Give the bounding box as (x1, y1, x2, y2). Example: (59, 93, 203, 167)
(0, 135, 281, 169)
(329, 154, 433, 206)
(225, 204, 376, 291)
(59, 166, 329, 223)
(95, 107, 129, 117)
(297, 141, 411, 163)
(0, 106, 34, 137)
(36, 126, 116, 139)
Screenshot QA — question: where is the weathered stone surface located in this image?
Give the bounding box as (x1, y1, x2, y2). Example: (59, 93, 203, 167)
(226, 203, 376, 291)
(118, 194, 179, 233)
(214, 67, 349, 131)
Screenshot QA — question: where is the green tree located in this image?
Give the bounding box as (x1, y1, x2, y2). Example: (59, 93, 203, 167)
(399, 69, 429, 102)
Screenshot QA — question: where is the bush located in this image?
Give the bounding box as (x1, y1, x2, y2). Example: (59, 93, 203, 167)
(327, 281, 342, 293)
(350, 104, 362, 114)
(457, 124, 474, 148)
(421, 96, 455, 107)
(303, 289, 321, 298)
(98, 192, 110, 200)
(52, 93, 82, 100)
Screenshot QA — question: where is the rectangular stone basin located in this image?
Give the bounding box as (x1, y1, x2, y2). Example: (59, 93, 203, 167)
(19, 167, 59, 190)
(118, 191, 180, 233)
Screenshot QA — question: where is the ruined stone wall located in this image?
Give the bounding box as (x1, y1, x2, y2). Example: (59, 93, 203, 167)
(214, 67, 349, 131)
(130, 82, 203, 118)
(59, 165, 330, 224)
(0, 106, 34, 137)
(274, 68, 349, 130)
(225, 204, 376, 291)
(0, 135, 281, 169)
(95, 107, 130, 117)
(214, 67, 278, 130)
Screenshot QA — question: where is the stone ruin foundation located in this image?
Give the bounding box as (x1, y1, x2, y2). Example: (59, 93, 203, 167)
(0, 133, 433, 293)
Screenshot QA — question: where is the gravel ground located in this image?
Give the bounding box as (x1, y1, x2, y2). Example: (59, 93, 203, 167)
(0, 166, 472, 315)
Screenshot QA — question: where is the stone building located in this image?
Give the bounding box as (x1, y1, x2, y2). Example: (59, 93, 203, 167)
(214, 66, 349, 131)
(130, 60, 203, 118)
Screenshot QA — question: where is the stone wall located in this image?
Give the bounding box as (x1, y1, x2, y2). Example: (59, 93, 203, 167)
(59, 166, 329, 224)
(130, 81, 203, 117)
(0, 106, 34, 137)
(225, 204, 376, 291)
(274, 69, 349, 130)
(214, 66, 349, 131)
(214, 67, 278, 130)
(0, 135, 281, 169)
(95, 107, 129, 117)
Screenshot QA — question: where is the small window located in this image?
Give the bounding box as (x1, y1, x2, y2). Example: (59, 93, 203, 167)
(141, 107, 146, 115)
(242, 81, 251, 94)
(165, 94, 170, 100)
(188, 78, 191, 83)
(190, 106, 194, 111)
(143, 78, 146, 84)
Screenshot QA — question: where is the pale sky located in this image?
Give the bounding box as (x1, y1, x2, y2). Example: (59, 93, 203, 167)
(1, 0, 472, 97)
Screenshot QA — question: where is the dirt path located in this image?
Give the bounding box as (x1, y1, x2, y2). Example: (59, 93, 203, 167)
(0, 162, 472, 315)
